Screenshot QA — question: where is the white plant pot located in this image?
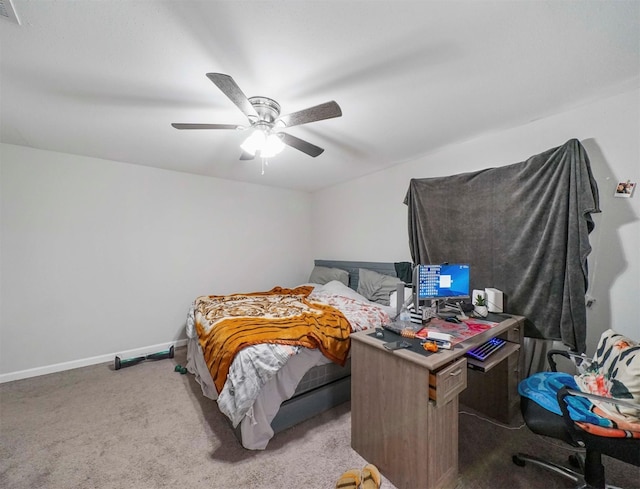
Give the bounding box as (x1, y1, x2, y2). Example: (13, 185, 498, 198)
(474, 305, 488, 317)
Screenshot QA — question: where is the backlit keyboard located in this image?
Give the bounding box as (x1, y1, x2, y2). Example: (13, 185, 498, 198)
(465, 337, 506, 361)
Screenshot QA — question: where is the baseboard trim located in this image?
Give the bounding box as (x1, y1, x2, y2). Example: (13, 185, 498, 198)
(0, 339, 188, 384)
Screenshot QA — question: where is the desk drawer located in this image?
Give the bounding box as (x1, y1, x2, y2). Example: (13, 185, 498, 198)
(429, 357, 467, 406)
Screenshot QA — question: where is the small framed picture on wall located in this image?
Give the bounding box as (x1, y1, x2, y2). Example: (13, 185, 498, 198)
(614, 181, 635, 198)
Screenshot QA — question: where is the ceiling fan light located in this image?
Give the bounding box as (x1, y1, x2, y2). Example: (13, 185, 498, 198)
(240, 130, 266, 155)
(261, 133, 285, 158)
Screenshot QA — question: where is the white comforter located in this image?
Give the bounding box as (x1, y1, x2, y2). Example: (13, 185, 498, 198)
(186, 280, 392, 427)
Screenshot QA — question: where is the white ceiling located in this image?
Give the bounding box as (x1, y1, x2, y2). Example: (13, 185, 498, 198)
(1, 1, 638, 192)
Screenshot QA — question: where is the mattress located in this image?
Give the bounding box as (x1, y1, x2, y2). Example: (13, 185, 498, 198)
(186, 335, 333, 449)
(292, 356, 351, 398)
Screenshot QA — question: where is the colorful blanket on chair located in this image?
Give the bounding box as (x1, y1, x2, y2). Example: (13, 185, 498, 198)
(519, 372, 640, 438)
(194, 286, 351, 393)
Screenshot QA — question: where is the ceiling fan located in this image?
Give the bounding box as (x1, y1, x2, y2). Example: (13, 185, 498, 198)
(172, 73, 342, 161)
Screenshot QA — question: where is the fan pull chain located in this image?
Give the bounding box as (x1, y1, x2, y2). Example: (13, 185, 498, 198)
(261, 157, 269, 175)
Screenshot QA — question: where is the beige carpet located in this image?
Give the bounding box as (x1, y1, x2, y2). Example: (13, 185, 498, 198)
(1, 347, 638, 489)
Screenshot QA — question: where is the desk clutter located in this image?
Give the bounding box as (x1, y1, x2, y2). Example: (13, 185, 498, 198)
(372, 315, 514, 359)
(381, 322, 450, 352)
(369, 327, 442, 356)
(385, 316, 500, 343)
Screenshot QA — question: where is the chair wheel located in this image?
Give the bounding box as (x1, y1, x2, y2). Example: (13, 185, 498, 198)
(512, 454, 526, 467)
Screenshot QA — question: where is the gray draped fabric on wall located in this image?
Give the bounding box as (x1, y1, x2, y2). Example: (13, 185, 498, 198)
(404, 139, 600, 353)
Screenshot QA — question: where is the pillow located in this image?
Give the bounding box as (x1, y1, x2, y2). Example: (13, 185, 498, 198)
(310, 279, 396, 329)
(308, 266, 349, 286)
(356, 268, 402, 306)
(320, 279, 369, 302)
(574, 329, 640, 422)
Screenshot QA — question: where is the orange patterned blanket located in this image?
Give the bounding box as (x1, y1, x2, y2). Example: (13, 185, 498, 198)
(194, 286, 351, 393)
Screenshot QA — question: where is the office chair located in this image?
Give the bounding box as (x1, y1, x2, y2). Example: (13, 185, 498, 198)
(513, 349, 640, 489)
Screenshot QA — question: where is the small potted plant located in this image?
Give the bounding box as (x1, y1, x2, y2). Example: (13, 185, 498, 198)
(474, 294, 488, 317)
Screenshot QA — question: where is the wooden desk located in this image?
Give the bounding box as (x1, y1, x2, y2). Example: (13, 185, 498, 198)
(350, 316, 524, 489)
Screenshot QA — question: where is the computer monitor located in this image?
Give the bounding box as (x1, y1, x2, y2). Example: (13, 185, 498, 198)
(413, 263, 471, 304)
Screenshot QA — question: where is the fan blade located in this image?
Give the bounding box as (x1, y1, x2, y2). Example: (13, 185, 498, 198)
(280, 133, 324, 157)
(171, 123, 241, 130)
(278, 101, 342, 128)
(206, 73, 258, 120)
(239, 150, 255, 160)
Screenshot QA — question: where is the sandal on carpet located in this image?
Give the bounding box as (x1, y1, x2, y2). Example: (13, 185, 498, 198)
(361, 464, 381, 489)
(335, 469, 361, 489)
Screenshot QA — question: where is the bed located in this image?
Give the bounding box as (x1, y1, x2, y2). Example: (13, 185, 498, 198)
(185, 259, 411, 449)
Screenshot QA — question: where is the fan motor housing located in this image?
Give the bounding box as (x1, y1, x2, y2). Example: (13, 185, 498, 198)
(248, 96, 281, 123)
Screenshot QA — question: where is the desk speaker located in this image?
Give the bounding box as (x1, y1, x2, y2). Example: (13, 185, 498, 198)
(485, 288, 504, 313)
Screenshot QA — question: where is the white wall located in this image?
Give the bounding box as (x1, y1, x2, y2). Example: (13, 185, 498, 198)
(311, 88, 639, 354)
(0, 144, 313, 379)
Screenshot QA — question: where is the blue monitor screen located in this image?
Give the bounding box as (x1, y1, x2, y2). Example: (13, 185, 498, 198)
(414, 264, 470, 300)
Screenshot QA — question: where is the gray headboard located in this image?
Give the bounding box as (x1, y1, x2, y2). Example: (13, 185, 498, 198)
(314, 259, 411, 291)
